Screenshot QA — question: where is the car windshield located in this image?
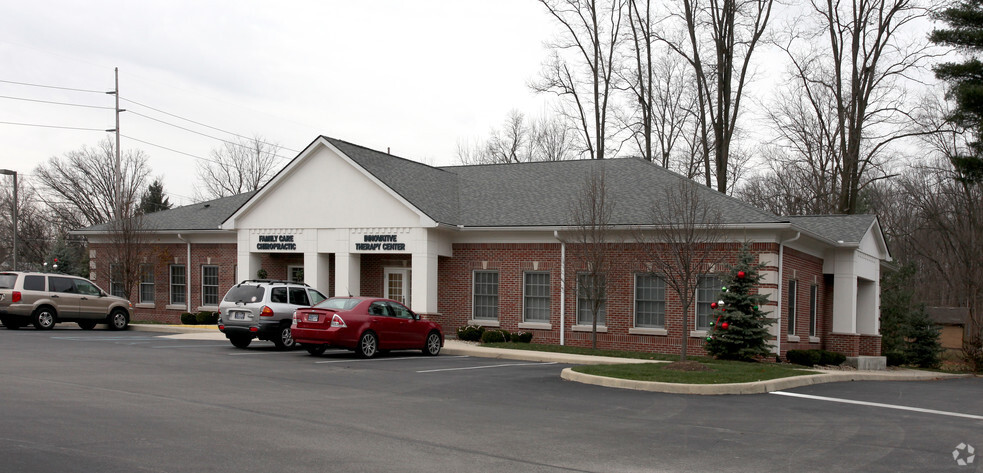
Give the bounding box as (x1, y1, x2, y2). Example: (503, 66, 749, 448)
(315, 297, 362, 311)
(0, 273, 16, 289)
(223, 285, 265, 303)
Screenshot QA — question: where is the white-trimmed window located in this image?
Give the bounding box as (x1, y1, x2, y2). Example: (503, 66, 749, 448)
(170, 265, 186, 305)
(787, 280, 798, 335)
(577, 273, 606, 326)
(635, 274, 665, 328)
(109, 263, 125, 298)
(139, 264, 154, 304)
(523, 272, 550, 322)
(809, 284, 818, 337)
(473, 271, 499, 320)
(201, 265, 219, 306)
(696, 276, 722, 331)
(288, 265, 304, 283)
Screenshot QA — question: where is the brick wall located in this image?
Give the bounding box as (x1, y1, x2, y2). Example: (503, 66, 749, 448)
(780, 248, 828, 355)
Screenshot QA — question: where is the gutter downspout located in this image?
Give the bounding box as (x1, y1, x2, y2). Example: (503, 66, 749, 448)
(177, 233, 192, 313)
(776, 231, 801, 358)
(554, 231, 566, 346)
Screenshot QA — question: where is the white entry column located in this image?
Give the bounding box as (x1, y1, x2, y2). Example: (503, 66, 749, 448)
(334, 252, 360, 297)
(411, 230, 439, 314)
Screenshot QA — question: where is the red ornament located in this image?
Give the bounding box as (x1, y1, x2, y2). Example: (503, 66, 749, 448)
(737, 270, 746, 279)
(721, 322, 729, 330)
(710, 302, 718, 309)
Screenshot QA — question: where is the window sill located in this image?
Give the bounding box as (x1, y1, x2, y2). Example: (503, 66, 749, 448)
(469, 319, 500, 328)
(787, 335, 801, 343)
(165, 304, 187, 311)
(629, 327, 667, 336)
(689, 330, 707, 338)
(518, 322, 552, 330)
(572, 324, 608, 333)
(135, 303, 155, 309)
(197, 306, 219, 312)
(809, 336, 821, 343)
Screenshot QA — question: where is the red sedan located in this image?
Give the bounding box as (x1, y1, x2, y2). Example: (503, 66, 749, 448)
(292, 297, 443, 358)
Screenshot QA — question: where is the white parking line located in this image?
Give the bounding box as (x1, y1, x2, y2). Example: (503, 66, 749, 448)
(151, 344, 231, 349)
(315, 355, 469, 364)
(227, 351, 302, 356)
(770, 391, 983, 421)
(417, 362, 557, 373)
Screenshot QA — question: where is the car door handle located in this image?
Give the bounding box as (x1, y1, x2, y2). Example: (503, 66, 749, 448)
(51, 295, 59, 298)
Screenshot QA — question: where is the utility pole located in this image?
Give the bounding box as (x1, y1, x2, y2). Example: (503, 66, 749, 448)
(106, 67, 124, 220)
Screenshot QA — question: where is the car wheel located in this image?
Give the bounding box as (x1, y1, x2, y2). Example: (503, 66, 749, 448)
(356, 331, 378, 358)
(306, 345, 327, 356)
(423, 331, 442, 356)
(107, 310, 129, 331)
(78, 321, 97, 330)
(272, 326, 295, 351)
(32, 307, 56, 330)
(229, 335, 252, 349)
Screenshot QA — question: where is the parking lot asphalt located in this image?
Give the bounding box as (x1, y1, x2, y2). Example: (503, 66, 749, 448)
(133, 324, 971, 395)
(1, 326, 980, 472)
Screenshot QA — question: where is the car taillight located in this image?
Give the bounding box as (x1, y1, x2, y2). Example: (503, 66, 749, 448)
(291, 311, 298, 326)
(11, 291, 21, 303)
(331, 314, 346, 328)
(260, 306, 274, 317)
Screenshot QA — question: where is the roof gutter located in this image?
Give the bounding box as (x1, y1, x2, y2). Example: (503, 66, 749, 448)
(776, 231, 801, 357)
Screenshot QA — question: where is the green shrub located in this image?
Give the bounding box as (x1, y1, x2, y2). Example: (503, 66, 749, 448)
(196, 311, 218, 324)
(499, 330, 511, 342)
(786, 349, 821, 366)
(816, 350, 846, 366)
(457, 324, 485, 342)
(480, 330, 506, 344)
(512, 331, 533, 343)
(885, 351, 906, 366)
(180, 312, 197, 325)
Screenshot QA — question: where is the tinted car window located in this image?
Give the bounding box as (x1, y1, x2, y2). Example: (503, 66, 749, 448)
(223, 285, 264, 303)
(368, 302, 388, 316)
(49, 276, 76, 293)
(308, 289, 327, 305)
(270, 287, 288, 303)
(23, 275, 45, 291)
(387, 301, 414, 319)
(0, 273, 16, 289)
(316, 298, 362, 311)
(288, 287, 309, 306)
(75, 279, 101, 296)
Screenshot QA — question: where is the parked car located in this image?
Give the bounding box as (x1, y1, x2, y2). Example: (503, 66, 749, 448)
(292, 297, 443, 358)
(0, 271, 132, 330)
(217, 279, 327, 350)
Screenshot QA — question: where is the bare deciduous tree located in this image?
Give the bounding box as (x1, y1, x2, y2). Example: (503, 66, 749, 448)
(568, 166, 615, 349)
(456, 111, 579, 165)
(637, 178, 724, 360)
(0, 180, 53, 270)
(196, 136, 281, 200)
(532, 0, 627, 161)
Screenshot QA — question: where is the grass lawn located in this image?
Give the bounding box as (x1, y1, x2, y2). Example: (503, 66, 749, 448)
(480, 342, 696, 362)
(575, 360, 818, 384)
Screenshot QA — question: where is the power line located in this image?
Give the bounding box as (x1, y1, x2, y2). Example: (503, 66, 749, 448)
(120, 134, 226, 166)
(0, 120, 106, 132)
(0, 94, 114, 110)
(120, 96, 300, 153)
(127, 110, 294, 160)
(0, 78, 107, 94)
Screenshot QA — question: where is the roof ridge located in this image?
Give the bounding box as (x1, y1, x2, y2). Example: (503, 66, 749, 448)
(323, 136, 458, 176)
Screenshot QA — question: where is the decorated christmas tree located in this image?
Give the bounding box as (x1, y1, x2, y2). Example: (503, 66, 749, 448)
(705, 244, 775, 360)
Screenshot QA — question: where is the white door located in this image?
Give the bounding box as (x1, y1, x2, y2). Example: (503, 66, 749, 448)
(383, 268, 411, 306)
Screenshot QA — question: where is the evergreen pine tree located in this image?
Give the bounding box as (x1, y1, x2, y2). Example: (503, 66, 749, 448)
(138, 179, 172, 215)
(705, 244, 775, 360)
(880, 262, 943, 367)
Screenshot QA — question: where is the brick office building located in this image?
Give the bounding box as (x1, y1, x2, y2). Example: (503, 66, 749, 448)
(78, 136, 890, 358)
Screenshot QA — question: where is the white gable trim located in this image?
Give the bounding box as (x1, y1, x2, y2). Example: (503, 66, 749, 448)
(221, 136, 437, 230)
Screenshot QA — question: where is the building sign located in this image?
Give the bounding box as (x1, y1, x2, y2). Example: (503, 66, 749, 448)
(353, 234, 407, 252)
(256, 234, 298, 251)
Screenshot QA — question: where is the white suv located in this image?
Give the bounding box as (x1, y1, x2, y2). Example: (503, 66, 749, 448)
(217, 280, 327, 350)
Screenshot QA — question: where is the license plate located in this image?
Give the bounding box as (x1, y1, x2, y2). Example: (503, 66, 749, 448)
(307, 314, 318, 322)
(233, 313, 245, 320)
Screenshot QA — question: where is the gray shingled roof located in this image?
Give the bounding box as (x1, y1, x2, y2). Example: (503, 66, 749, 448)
(76, 192, 256, 233)
(786, 215, 876, 244)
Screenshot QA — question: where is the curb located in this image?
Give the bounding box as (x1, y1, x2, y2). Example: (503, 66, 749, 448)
(561, 367, 973, 395)
(130, 324, 220, 334)
(441, 341, 666, 366)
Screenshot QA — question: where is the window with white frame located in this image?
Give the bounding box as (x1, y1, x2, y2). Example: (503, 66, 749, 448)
(170, 265, 186, 305)
(696, 276, 722, 331)
(201, 265, 219, 306)
(139, 264, 154, 304)
(635, 274, 665, 328)
(109, 263, 125, 298)
(787, 280, 798, 335)
(523, 272, 550, 322)
(577, 273, 606, 326)
(473, 271, 499, 320)
(288, 265, 304, 283)
(809, 284, 818, 337)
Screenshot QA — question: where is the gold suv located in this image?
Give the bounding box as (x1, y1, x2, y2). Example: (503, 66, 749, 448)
(0, 271, 132, 330)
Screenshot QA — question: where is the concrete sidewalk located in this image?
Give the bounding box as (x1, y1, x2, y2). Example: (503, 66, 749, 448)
(129, 324, 972, 394)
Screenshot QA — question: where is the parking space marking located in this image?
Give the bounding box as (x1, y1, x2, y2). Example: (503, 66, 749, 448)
(51, 336, 160, 341)
(771, 391, 983, 420)
(315, 355, 469, 364)
(417, 361, 558, 373)
(151, 344, 231, 349)
(227, 351, 304, 356)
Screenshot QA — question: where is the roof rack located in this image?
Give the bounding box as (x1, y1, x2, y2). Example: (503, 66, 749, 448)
(236, 279, 309, 287)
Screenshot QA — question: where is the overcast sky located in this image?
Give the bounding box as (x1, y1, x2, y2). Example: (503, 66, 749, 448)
(0, 1, 556, 205)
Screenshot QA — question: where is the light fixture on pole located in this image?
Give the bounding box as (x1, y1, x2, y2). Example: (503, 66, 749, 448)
(0, 169, 16, 271)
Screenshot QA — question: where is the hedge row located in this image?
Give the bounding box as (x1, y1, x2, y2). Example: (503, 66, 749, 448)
(456, 325, 533, 344)
(180, 311, 219, 325)
(786, 349, 847, 367)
